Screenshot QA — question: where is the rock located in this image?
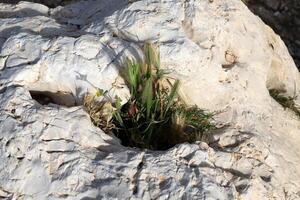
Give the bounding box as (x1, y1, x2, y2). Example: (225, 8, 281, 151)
(0, 0, 69, 8)
(0, 0, 299, 199)
(0, 1, 49, 18)
(246, 0, 300, 69)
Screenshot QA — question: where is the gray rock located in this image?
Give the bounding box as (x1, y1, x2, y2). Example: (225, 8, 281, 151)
(0, 0, 299, 199)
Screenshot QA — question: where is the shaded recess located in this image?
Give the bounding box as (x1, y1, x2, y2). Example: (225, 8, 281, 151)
(29, 90, 76, 107)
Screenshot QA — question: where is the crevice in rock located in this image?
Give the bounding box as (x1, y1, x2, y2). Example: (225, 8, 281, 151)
(131, 156, 145, 195)
(214, 165, 252, 179)
(29, 90, 76, 107)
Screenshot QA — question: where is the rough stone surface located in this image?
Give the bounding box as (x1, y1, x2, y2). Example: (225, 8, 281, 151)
(0, 0, 300, 199)
(244, 0, 300, 69)
(0, 0, 75, 8)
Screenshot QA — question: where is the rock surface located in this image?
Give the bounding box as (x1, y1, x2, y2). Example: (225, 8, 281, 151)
(245, 0, 300, 69)
(0, 0, 300, 199)
(0, 0, 74, 8)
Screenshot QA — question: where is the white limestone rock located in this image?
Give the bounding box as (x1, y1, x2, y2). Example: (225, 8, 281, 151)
(0, 0, 300, 199)
(0, 1, 49, 18)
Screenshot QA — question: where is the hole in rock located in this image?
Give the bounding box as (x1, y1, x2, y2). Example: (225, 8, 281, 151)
(85, 96, 215, 151)
(29, 90, 76, 107)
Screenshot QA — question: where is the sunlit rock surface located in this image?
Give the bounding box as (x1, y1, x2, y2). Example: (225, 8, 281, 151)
(0, 0, 300, 199)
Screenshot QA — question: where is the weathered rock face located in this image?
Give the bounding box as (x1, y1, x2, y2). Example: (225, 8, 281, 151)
(0, 0, 300, 199)
(244, 0, 300, 69)
(0, 0, 75, 8)
(4, 0, 300, 71)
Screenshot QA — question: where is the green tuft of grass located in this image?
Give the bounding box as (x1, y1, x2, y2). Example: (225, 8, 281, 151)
(269, 89, 300, 117)
(85, 43, 216, 150)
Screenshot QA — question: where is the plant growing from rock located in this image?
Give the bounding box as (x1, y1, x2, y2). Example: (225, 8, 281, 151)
(269, 89, 300, 117)
(84, 43, 215, 150)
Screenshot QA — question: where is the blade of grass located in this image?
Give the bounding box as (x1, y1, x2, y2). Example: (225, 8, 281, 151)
(127, 59, 140, 98)
(165, 80, 180, 115)
(144, 43, 156, 77)
(142, 77, 153, 119)
(113, 96, 125, 127)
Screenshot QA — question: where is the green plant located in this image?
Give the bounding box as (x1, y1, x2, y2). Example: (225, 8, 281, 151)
(269, 89, 300, 117)
(85, 43, 215, 150)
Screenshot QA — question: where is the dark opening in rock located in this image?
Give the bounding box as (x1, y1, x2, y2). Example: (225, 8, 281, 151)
(29, 90, 76, 107)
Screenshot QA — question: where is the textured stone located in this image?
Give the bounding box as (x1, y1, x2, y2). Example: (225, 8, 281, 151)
(0, 0, 300, 199)
(245, 0, 300, 69)
(0, 1, 49, 18)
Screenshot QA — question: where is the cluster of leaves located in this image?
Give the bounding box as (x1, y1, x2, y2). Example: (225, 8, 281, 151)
(269, 89, 300, 117)
(85, 43, 215, 150)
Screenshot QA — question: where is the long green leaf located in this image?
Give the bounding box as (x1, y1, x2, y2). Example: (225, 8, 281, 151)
(126, 59, 140, 98)
(142, 78, 153, 119)
(113, 110, 124, 127)
(144, 43, 155, 77)
(165, 80, 180, 115)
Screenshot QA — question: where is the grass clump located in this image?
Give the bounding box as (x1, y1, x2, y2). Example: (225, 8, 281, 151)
(269, 89, 300, 117)
(84, 43, 215, 150)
